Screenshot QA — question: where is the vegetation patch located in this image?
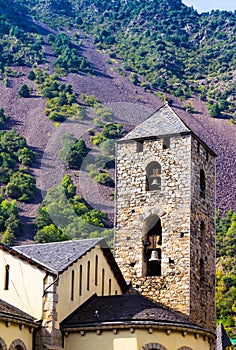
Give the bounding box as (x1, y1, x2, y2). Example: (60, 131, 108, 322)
(34, 175, 113, 247)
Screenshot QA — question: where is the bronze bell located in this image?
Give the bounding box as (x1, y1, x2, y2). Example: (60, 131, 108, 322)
(149, 249, 159, 262)
(151, 178, 158, 185)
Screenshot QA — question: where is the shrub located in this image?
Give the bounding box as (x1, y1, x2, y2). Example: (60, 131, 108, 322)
(59, 135, 88, 169)
(18, 84, 31, 98)
(208, 103, 221, 118)
(0, 197, 21, 237)
(16, 147, 35, 166)
(130, 72, 138, 85)
(100, 139, 115, 157)
(5, 171, 36, 202)
(95, 172, 114, 187)
(101, 123, 123, 138)
(28, 70, 36, 80)
(1, 229, 16, 246)
(80, 94, 99, 107)
(0, 108, 9, 129)
(34, 224, 69, 243)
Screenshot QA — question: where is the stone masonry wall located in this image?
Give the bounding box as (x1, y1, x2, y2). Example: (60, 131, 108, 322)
(115, 135, 192, 316)
(190, 138, 216, 333)
(35, 275, 62, 350)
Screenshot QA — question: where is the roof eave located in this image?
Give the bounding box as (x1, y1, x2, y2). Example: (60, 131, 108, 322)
(60, 320, 216, 340)
(0, 243, 56, 276)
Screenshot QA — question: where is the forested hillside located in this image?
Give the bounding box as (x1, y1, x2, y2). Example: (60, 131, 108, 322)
(0, 0, 235, 340)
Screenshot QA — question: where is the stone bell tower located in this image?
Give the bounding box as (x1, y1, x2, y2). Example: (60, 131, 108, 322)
(114, 104, 216, 333)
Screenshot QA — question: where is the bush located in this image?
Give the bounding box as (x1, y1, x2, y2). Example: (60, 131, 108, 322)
(34, 224, 69, 243)
(59, 134, 88, 169)
(0, 197, 21, 238)
(1, 229, 16, 246)
(130, 72, 138, 85)
(28, 70, 36, 80)
(18, 84, 31, 98)
(208, 103, 221, 118)
(16, 147, 35, 166)
(0, 108, 9, 129)
(5, 171, 36, 202)
(95, 172, 114, 187)
(102, 123, 123, 138)
(100, 139, 115, 157)
(34, 176, 109, 244)
(80, 94, 99, 107)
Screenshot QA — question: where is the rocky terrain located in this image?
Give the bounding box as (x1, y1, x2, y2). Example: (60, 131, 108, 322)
(0, 22, 235, 242)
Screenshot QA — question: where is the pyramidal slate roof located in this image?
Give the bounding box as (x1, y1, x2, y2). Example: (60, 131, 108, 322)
(14, 238, 104, 274)
(121, 104, 190, 141)
(61, 293, 207, 333)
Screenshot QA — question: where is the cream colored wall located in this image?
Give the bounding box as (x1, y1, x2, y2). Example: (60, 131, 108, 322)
(64, 328, 212, 350)
(57, 245, 122, 326)
(0, 249, 47, 319)
(0, 320, 33, 349)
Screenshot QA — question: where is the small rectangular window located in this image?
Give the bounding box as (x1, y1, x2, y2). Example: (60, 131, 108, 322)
(108, 279, 111, 296)
(197, 142, 200, 154)
(87, 261, 90, 291)
(95, 255, 98, 286)
(136, 140, 143, 152)
(4, 265, 9, 290)
(71, 270, 74, 301)
(79, 265, 82, 296)
(102, 268, 105, 296)
(162, 137, 170, 149)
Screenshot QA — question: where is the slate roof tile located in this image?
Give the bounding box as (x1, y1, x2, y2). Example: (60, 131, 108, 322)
(61, 293, 205, 331)
(121, 104, 190, 141)
(14, 238, 104, 273)
(0, 299, 37, 325)
(216, 323, 232, 350)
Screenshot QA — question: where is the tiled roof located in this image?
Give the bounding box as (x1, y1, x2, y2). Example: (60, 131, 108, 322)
(14, 238, 104, 273)
(216, 323, 232, 350)
(14, 239, 128, 292)
(121, 104, 190, 141)
(0, 299, 37, 326)
(61, 293, 205, 331)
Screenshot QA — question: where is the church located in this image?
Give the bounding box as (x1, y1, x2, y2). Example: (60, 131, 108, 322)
(0, 104, 218, 350)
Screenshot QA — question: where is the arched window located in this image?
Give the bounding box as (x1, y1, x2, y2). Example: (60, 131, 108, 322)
(178, 347, 193, 350)
(200, 169, 206, 198)
(4, 265, 9, 290)
(0, 338, 7, 350)
(146, 162, 161, 191)
(9, 339, 27, 350)
(143, 215, 162, 276)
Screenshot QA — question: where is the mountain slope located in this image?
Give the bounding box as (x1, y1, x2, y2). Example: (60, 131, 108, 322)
(0, 1, 235, 243)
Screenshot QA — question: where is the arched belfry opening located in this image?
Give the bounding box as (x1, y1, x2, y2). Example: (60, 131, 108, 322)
(143, 215, 162, 276)
(146, 162, 161, 191)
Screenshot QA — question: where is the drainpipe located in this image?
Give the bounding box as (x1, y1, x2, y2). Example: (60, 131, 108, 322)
(43, 272, 59, 297)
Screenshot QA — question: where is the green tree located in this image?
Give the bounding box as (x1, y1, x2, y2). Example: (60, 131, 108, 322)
(34, 224, 69, 243)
